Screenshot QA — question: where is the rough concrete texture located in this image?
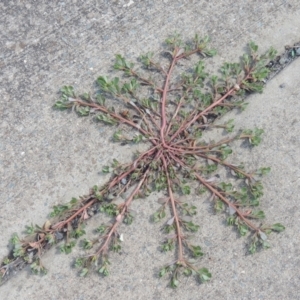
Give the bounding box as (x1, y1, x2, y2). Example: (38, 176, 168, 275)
(0, 0, 300, 299)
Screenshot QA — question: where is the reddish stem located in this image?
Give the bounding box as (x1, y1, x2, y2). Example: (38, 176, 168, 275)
(169, 88, 236, 142)
(94, 149, 163, 257)
(194, 172, 259, 231)
(52, 198, 97, 230)
(160, 54, 178, 145)
(161, 155, 184, 262)
(168, 154, 259, 232)
(197, 153, 252, 179)
(75, 99, 151, 137)
(108, 145, 158, 189)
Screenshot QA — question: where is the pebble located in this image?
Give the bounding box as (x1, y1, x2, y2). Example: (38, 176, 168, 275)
(279, 57, 288, 65)
(55, 231, 64, 240)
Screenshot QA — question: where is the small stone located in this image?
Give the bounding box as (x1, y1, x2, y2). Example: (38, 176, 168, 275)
(55, 231, 64, 240)
(204, 239, 212, 247)
(279, 83, 286, 88)
(279, 57, 288, 65)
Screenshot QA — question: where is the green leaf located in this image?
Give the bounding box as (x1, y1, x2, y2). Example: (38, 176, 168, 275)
(181, 203, 197, 216)
(161, 239, 175, 252)
(165, 33, 182, 48)
(242, 54, 250, 68)
(198, 268, 212, 282)
(96, 94, 106, 106)
(132, 134, 143, 143)
(210, 75, 218, 87)
(61, 85, 75, 97)
(194, 61, 207, 79)
(25, 224, 35, 235)
(54, 100, 71, 110)
(219, 182, 233, 192)
(12, 243, 25, 258)
(80, 92, 90, 101)
(60, 241, 76, 254)
(49, 203, 70, 217)
(159, 267, 168, 277)
(203, 48, 217, 57)
(112, 130, 123, 142)
(225, 119, 234, 132)
(249, 41, 258, 53)
(70, 197, 77, 204)
(227, 216, 236, 226)
(256, 167, 271, 176)
(75, 258, 84, 268)
(97, 76, 108, 88)
(261, 240, 271, 249)
(190, 245, 204, 258)
(249, 128, 264, 146)
(249, 241, 257, 254)
(250, 210, 266, 219)
(82, 239, 93, 250)
(183, 268, 193, 276)
(46, 233, 55, 245)
(76, 106, 90, 116)
(71, 228, 85, 239)
(252, 67, 270, 81)
(140, 52, 154, 67)
(152, 209, 166, 222)
(30, 260, 47, 275)
(170, 277, 179, 288)
(124, 212, 134, 225)
(96, 113, 118, 126)
(99, 203, 118, 216)
(271, 223, 285, 232)
(114, 54, 134, 71)
(111, 243, 121, 253)
(219, 144, 232, 160)
(250, 181, 264, 199)
(241, 80, 264, 93)
(265, 46, 277, 60)
(111, 159, 119, 168)
(98, 266, 109, 276)
(214, 200, 224, 213)
(96, 224, 108, 234)
(181, 185, 191, 195)
(102, 166, 111, 173)
(80, 268, 89, 277)
(182, 221, 199, 232)
(238, 224, 248, 236)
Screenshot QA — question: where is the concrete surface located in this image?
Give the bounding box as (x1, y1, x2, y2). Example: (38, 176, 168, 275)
(0, 0, 300, 299)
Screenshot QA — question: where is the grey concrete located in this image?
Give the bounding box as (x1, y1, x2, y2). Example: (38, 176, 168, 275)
(0, 0, 300, 299)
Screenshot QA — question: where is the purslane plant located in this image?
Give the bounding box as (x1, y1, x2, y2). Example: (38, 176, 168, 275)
(0, 34, 285, 288)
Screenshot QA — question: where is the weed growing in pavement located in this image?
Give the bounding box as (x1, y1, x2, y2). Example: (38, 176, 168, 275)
(0, 34, 285, 288)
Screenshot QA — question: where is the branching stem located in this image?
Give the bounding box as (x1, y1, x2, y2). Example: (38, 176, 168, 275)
(194, 173, 259, 231)
(94, 156, 159, 257)
(160, 53, 178, 145)
(162, 155, 184, 262)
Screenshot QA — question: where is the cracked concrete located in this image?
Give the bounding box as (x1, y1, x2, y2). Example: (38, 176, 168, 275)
(1, 1, 300, 299)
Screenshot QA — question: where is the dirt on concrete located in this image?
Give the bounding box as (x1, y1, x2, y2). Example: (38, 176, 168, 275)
(0, 1, 300, 299)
